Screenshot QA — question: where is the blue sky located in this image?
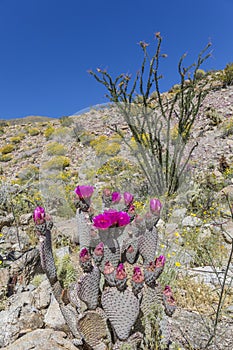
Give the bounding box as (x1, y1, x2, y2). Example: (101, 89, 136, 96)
(0, 0, 232, 120)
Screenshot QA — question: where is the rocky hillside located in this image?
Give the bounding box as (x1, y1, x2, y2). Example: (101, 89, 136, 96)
(0, 83, 233, 349)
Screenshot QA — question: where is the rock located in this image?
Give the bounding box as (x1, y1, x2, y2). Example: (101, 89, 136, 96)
(184, 265, 233, 286)
(2, 329, 78, 350)
(55, 246, 70, 260)
(44, 294, 66, 330)
(53, 217, 79, 244)
(0, 291, 44, 347)
(0, 267, 10, 298)
(170, 308, 233, 349)
(19, 213, 32, 225)
(32, 279, 52, 310)
(0, 213, 14, 230)
(182, 215, 202, 227)
(222, 220, 233, 244)
(170, 208, 187, 224)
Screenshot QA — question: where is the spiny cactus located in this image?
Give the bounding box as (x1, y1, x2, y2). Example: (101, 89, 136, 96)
(33, 185, 176, 349)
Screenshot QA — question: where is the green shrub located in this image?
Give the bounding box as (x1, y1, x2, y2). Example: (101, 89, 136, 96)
(0, 154, 12, 162)
(221, 117, 233, 138)
(42, 156, 70, 170)
(52, 127, 71, 140)
(195, 69, 206, 80)
(17, 165, 39, 182)
(205, 107, 223, 126)
(0, 144, 14, 154)
(28, 127, 40, 136)
(90, 134, 121, 156)
(220, 63, 233, 86)
(59, 116, 73, 127)
(10, 136, 23, 144)
(44, 125, 55, 139)
(97, 157, 133, 179)
(46, 142, 67, 156)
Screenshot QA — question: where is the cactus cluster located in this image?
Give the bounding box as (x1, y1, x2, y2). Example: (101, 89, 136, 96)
(33, 185, 176, 349)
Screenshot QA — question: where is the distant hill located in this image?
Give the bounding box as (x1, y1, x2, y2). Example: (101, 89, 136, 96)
(0, 115, 58, 126)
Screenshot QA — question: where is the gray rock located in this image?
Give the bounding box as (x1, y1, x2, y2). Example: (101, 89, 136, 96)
(170, 208, 187, 224)
(2, 329, 78, 350)
(55, 246, 70, 260)
(53, 217, 79, 244)
(19, 213, 32, 225)
(182, 215, 202, 227)
(32, 279, 52, 310)
(44, 294, 66, 330)
(0, 213, 14, 230)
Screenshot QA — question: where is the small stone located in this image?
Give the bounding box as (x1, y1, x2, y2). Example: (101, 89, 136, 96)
(182, 216, 202, 227)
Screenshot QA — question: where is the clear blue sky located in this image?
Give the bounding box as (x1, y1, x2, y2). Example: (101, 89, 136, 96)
(0, 0, 232, 120)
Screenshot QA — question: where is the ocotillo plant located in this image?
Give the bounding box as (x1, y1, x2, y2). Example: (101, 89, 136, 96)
(33, 185, 176, 349)
(89, 33, 212, 196)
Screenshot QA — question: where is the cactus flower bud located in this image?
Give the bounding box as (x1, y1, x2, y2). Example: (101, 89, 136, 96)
(155, 255, 166, 268)
(132, 266, 144, 283)
(150, 198, 162, 215)
(94, 242, 104, 256)
(115, 263, 127, 280)
(79, 247, 91, 262)
(33, 206, 46, 224)
(124, 192, 134, 206)
(112, 191, 121, 203)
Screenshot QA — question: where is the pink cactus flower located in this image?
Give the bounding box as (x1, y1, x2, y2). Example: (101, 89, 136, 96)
(163, 285, 173, 296)
(150, 198, 162, 215)
(112, 191, 121, 203)
(93, 213, 112, 230)
(94, 242, 104, 256)
(33, 206, 46, 224)
(115, 263, 127, 280)
(123, 191, 134, 206)
(117, 211, 131, 227)
(155, 255, 166, 268)
(74, 185, 94, 199)
(127, 245, 134, 253)
(104, 209, 119, 226)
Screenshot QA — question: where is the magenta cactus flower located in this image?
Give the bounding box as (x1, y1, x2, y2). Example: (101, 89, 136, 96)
(115, 263, 127, 280)
(93, 213, 112, 230)
(112, 191, 121, 203)
(104, 209, 119, 226)
(74, 185, 94, 199)
(116, 211, 131, 227)
(155, 255, 166, 268)
(33, 206, 46, 224)
(123, 191, 134, 206)
(150, 198, 162, 215)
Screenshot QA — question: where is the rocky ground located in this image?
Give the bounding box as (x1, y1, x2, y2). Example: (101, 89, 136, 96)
(0, 84, 233, 349)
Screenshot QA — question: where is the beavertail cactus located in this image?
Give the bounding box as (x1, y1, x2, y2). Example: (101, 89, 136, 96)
(33, 187, 176, 348)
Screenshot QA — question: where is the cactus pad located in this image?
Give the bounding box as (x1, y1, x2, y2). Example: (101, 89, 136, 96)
(101, 287, 140, 340)
(77, 266, 100, 309)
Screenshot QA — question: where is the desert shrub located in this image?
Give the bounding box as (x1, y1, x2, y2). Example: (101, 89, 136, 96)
(0, 127, 4, 136)
(28, 127, 40, 136)
(97, 156, 132, 177)
(42, 156, 70, 170)
(219, 62, 233, 87)
(51, 127, 72, 141)
(0, 154, 12, 162)
(195, 69, 206, 80)
(17, 165, 39, 182)
(56, 254, 77, 288)
(90, 134, 121, 156)
(0, 144, 14, 154)
(9, 135, 23, 144)
(90, 35, 211, 196)
(221, 116, 233, 138)
(46, 142, 67, 156)
(59, 116, 73, 127)
(44, 125, 55, 139)
(205, 107, 223, 126)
